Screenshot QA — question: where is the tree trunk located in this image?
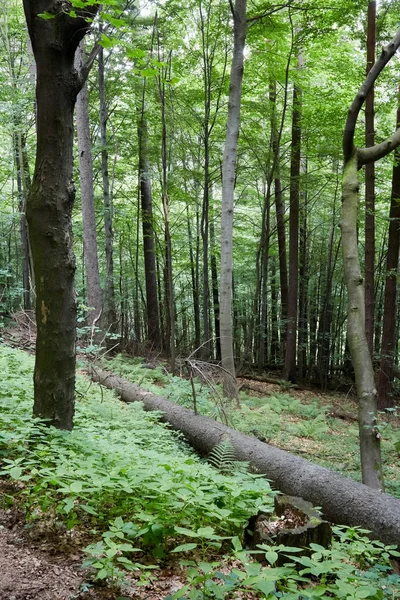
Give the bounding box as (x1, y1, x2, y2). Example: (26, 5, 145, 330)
(378, 99, 400, 410)
(220, 0, 246, 399)
(210, 207, 221, 360)
(138, 82, 161, 349)
(186, 203, 201, 350)
(341, 28, 400, 489)
(23, 0, 99, 430)
(284, 70, 302, 383)
(341, 153, 383, 489)
(75, 42, 102, 331)
(89, 367, 400, 548)
(14, 133, 32, 310)
(98, 43, 118, 339)
(365, 0, 376, 355)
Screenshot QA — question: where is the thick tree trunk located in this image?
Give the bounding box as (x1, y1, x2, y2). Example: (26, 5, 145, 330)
(23, 0, 99, 430)
(220, 0, 246, 398)
(138, 84, 161, 349)
(76, 42, 102, 331)
(89, 367, 400, 547)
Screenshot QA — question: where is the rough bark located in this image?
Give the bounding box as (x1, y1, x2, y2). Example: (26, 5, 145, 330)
(23, 0, 99, 430)
(76, 42, 103, 331)
(89, 367, 400, 548)
(220, 0, 246, 399)
(138, 83, 161, 349)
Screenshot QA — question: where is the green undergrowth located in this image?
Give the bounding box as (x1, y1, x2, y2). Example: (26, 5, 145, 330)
(105, 355, 400, 498)
(0, 345, 399, 599)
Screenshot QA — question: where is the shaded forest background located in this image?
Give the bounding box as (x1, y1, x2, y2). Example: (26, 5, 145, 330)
(1, 0, 400, 407)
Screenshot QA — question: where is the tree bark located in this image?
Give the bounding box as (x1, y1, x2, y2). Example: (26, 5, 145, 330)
(98, 43, 118, 340)
(23, 0, 99, 430)
(365, 1, 376, 355)
(378, 98, 400, 410)
(284, 66, 302, 383)
(75, 42, 103, 331)
(89, 367, 400, 548)
(14, 133, 32, 311)
(341, 153, 383, 489)
(341, 28, 400, 489)
(220, 0, 246, 399)
(138, 81, 161, 349)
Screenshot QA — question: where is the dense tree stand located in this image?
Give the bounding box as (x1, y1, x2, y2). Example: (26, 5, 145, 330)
(89, 367, 400, 547)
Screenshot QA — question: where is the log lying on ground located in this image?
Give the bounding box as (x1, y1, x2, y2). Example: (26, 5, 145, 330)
(88, 367, 400, 546)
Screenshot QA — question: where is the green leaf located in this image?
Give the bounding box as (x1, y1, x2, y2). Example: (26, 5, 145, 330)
(8, 466, 22, 479)
(70, 481, 82, 493)
(80, 504, 98, 515)
(196, 526, 215, 538)
(63, 497, 75, 514)
(265, 550, 279, 565)
(96, 568, 108, 580)
(38, 11, 55, 19)
(254, 580, 276, 595)
(99, 33, 118, 49)
(171, 543, 198, 553)
(174, 526, 199, 538)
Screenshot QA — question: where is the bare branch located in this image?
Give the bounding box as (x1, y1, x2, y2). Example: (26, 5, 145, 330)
(247, 1, 294, 24)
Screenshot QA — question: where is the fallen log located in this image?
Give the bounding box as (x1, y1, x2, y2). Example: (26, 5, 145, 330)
(88, 367, 400, 547)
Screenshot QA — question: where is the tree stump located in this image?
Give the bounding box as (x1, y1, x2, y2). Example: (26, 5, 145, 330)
(245, 494, 332, 565)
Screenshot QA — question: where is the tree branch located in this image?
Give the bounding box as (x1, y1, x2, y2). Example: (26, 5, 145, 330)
(77, 39, 102, 90)
(358, 126, 400, 168)
(247, 1, 294, 24)
(343, 29, 400, 163)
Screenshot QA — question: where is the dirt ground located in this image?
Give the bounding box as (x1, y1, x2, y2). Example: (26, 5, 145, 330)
(0, 507, 189, 600)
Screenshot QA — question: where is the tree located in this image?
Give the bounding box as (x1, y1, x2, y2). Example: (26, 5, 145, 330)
(341, 28, 400, 488)
(377, 95, 400, 410)
(138, 78, 162, 348)
(364, 1, 376, 355)
(220, 0, 246, 399)
(23, 0, 100, 430)
(75, 41, 103, 332)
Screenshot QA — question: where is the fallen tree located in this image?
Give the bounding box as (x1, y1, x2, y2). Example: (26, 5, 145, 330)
(88, 367, 400, 546)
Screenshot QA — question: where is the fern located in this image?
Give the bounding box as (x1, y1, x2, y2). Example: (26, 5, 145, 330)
(207, 439, 237, 473)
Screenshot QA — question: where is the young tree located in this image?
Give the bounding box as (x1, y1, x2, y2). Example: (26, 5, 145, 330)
(341, 28, 400, 488)
(23, 0, 100, 430)
(75, 41, 103, 331)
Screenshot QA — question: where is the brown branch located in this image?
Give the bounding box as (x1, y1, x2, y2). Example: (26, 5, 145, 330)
(343, 29, 400, 163)
(247, 1, 294, 24)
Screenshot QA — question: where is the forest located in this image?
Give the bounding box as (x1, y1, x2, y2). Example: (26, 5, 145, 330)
(0, 0, 400, 598)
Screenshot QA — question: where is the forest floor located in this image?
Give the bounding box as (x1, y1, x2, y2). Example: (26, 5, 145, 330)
(0, 340, 399, 600)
